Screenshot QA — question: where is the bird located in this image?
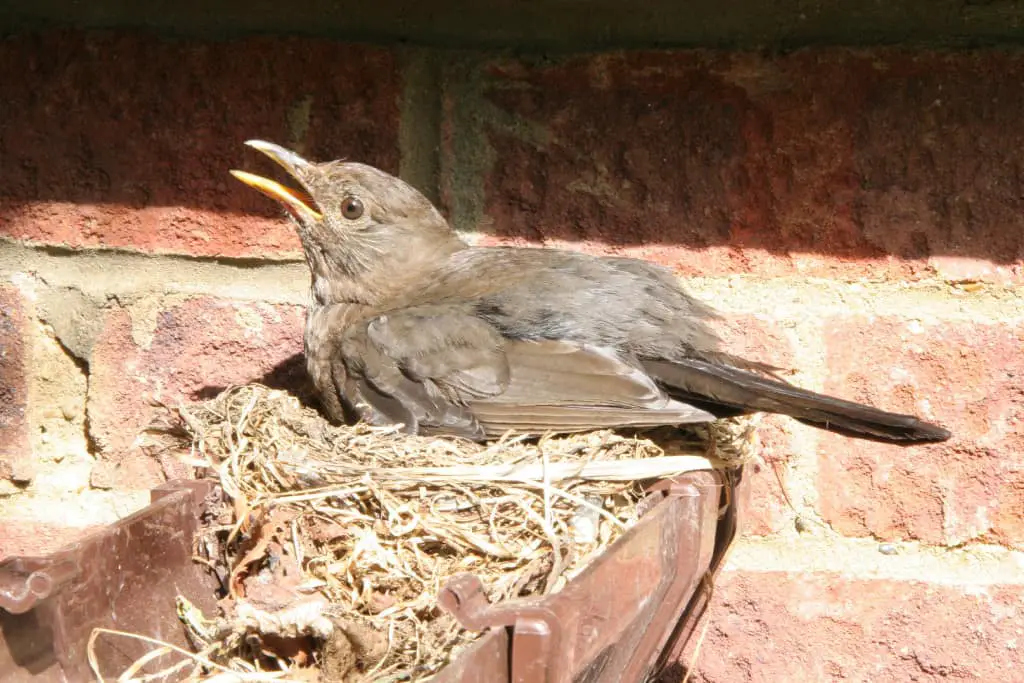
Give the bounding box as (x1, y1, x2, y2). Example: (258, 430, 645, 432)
(230, 140, 951, 445)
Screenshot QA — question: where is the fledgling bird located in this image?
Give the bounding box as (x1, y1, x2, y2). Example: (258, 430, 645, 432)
(231, 141, 951, 445)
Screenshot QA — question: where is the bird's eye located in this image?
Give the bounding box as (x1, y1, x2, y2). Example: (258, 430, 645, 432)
(341, 196, 364, 220)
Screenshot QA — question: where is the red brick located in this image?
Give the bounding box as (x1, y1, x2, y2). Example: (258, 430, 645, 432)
(88, 297, 305, 489)
(740, 456, 794, 536)
(818, 318, 1024, 548)
(0, 30, 400, 258)
(714, 314, 796, 370)
(0, 286, 33, 485)
(469, 51, 1024, 282)
(714, 315, 807, 535)
(0, 521, 102, 560)
(674, 571, 1023, 682)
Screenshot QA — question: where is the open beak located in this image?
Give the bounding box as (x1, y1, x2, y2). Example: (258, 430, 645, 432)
(230, 140, 322, 221)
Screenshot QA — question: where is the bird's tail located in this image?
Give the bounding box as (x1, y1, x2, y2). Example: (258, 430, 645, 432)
(643, 358, 951, 444)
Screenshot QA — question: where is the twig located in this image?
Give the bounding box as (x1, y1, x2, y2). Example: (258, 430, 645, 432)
(293, 455, 718, 484)
(87, 627, 287, 682)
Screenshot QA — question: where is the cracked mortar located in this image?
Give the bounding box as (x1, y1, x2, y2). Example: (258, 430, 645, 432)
(286, 94, 314, 156)
(6, 275, 95, 480)
(0, 313, 142, 528)
(127, 293, 191, 349)
(726, 535, 1024, 586)
(440, 54, 498, 237)
(25, 320, 89, 473)
(0, 277, 155, 525)
(399, 48, 443, 207)
(34, 283, 105, 361)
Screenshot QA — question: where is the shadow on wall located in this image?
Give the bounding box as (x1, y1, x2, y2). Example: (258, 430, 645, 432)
(1, 30, 1023, 271)
(192, 353, 319, 409)
(463, 51, 1024, 274)
(0, 31, 402, 258)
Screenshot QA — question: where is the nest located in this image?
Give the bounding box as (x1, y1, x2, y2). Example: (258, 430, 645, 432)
(104, 384, 757, 682)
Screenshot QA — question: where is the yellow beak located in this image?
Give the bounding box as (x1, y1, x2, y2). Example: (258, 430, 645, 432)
(230, 140, 322, 221)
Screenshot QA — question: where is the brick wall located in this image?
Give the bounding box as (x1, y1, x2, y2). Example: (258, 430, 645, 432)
(1, 30, 1022, 679)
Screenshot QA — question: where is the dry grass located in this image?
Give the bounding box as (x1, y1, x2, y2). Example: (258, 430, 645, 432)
(97, 384, 756, 682)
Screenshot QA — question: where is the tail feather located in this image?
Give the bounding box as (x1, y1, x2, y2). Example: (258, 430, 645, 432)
(643, 358, 951, 445)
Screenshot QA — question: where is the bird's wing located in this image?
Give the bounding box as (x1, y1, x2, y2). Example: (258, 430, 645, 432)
(337, 307, 504, 440)
(469, 340, 715, 437)
(350, 306, 714, 439)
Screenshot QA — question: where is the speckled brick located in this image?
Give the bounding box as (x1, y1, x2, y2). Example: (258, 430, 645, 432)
(818, 317, 1024, 548)
(87, 297, 307, 489)
(0, 30, 401, 258)
(466, 50, 1024, 282)
(672, 570, 1023, 682)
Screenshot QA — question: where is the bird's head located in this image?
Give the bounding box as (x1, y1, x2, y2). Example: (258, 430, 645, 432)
(231, 141, 464, 300)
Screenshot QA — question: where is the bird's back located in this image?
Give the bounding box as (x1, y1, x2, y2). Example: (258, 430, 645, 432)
(401, 246, 723, 360)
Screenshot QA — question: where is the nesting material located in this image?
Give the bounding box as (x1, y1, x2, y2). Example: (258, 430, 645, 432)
(138, 384, 755, 682)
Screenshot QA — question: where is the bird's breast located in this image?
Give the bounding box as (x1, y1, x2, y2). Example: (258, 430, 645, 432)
(304, 302, 377, 358)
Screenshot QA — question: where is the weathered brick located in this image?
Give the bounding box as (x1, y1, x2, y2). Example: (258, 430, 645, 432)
(673, 570, 1023, 682)
(0, 520, 100, 560)
(818, 317, 1024, 548)
(0, 30, 401, 258)
(0, 285, 32, 487)
(464, 51, 1024, 282)
(88, 296, 306, 489)
(739, 456, 794, 536)
(714, 314, 808, 535)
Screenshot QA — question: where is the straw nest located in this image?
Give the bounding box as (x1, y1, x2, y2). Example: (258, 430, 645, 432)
(108, 384, 757, 682)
